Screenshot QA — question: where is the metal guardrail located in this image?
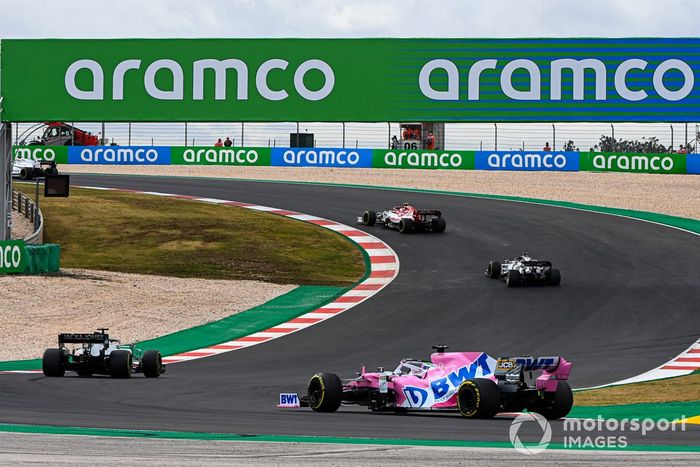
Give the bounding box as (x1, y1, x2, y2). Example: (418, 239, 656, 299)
(11, 189, 43, 244)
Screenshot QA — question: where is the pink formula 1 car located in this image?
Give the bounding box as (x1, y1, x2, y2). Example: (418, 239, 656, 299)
(300, 346, 573, 420)
(358, 203, 446, 233)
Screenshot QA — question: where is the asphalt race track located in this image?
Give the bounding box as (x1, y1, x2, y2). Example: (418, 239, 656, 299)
(1, 174, 699, 446)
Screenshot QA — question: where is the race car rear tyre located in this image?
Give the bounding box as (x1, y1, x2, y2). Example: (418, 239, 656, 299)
(42, 348, 65, 377)
(19, 167, 34, 180)
(142, 350, 163, 378)
(45, 166, 59, 175)
(457, 378, 501, 419)
(109, 350, 132, 378)
(432, 217, 447, 233)
(506, 270, 521, 287)
(488, 261, 501, 279)
(362, 210, 377, 226)
(529, 381, 574, 420)
(548, 269, 562, 286)
(307, 372, 343, 412)
(398, 218, 415, 234)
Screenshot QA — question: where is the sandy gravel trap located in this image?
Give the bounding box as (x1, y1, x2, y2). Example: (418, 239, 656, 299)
(0, 269, 294, 361)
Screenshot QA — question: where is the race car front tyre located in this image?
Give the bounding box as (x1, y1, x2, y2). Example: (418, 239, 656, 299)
(109, 350, 133, 378)
(362, 210, 377, 226)
(529, 381, 574, 420)
(432, 217, 447, 233)
(142, 350, 163, 378)
(19, 167, 34, 180)
(42, 348, 65, 377)
(457, 378, 501, 419)
(488, 261, 501, 279)
(548, 269, 562, 286)
(398, 218, 415, 234)
(307, 372, 343, 412)
(506, 270, 521, 287)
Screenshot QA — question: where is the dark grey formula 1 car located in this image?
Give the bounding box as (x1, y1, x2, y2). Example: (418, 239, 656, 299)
(42, 329, 165, 378)
(486, 253, 561, 287)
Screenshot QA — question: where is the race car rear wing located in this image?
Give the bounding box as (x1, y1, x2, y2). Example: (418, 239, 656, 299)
(417, 209, 442, 217)
(497, 356, 572, 392)
(58, 333, 109, 345)
(520, 260, 552, 267)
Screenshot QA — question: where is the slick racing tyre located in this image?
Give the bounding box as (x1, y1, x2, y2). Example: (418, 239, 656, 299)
(19, 167, 34, 180)
(398, 218, 415, 234)
(487, 261, 501, 279)
(142, 350, 163, 378)
(109, 350, 133, 378)
(457, 378, 501, 419)
(362, 210, 377, 226)
(548, 268, 562, 286)
(307, 372, 343, 412)
(529, 381, 574, 420)
(432, 217, 447, 233)
(506, 270, 521, 287)
(42, 348, 65, 377)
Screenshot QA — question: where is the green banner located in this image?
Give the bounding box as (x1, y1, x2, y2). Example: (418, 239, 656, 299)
(0, 240, 28, 274)
(580, 152, 686, 174)
(3, 38, 700, 122)
(372, 149, 475, 170)
(170, 146, 271, 166)
(12, 146, 69, 164)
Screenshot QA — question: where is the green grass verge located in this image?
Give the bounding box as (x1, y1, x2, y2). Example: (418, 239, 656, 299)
(569, 400, 700, 422)
(575, 374, 700, 407)
(0, 423, 698, 451)
(14, 184, 363, 286)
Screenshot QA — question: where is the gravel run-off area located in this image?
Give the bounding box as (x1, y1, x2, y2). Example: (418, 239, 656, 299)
(0, 269, 294, 361)
(1, 166, 697, 362)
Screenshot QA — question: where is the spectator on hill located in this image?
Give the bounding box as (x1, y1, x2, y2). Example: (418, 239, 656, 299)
(543, 142, 552, 151)
(391, 135, 399, 149)
(224, 137, 233, 147)
(214, 138, 223, 147)
(677, 144, 687, 154)
(402, 127, 410, 140)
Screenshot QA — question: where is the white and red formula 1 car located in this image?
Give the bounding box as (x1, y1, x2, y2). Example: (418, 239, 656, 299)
(358, 203, 446, 233)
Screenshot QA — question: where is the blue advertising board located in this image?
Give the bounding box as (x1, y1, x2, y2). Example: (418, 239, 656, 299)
(474, 151, 579, 171)
(67, 146, 171, 165)
(686, 154, 700, 174)
(271, 147, 373, 167)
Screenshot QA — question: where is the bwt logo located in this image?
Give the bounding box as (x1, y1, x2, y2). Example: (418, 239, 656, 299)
(278, 393, 300, 407)
(430, 354, 492, 403)
(403, 354, 493, 407)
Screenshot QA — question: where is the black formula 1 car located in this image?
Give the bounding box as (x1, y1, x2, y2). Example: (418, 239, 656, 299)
(486, 253, 561, 287)
(42, 329, 165, 378)
(358, 202, 446, 233)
